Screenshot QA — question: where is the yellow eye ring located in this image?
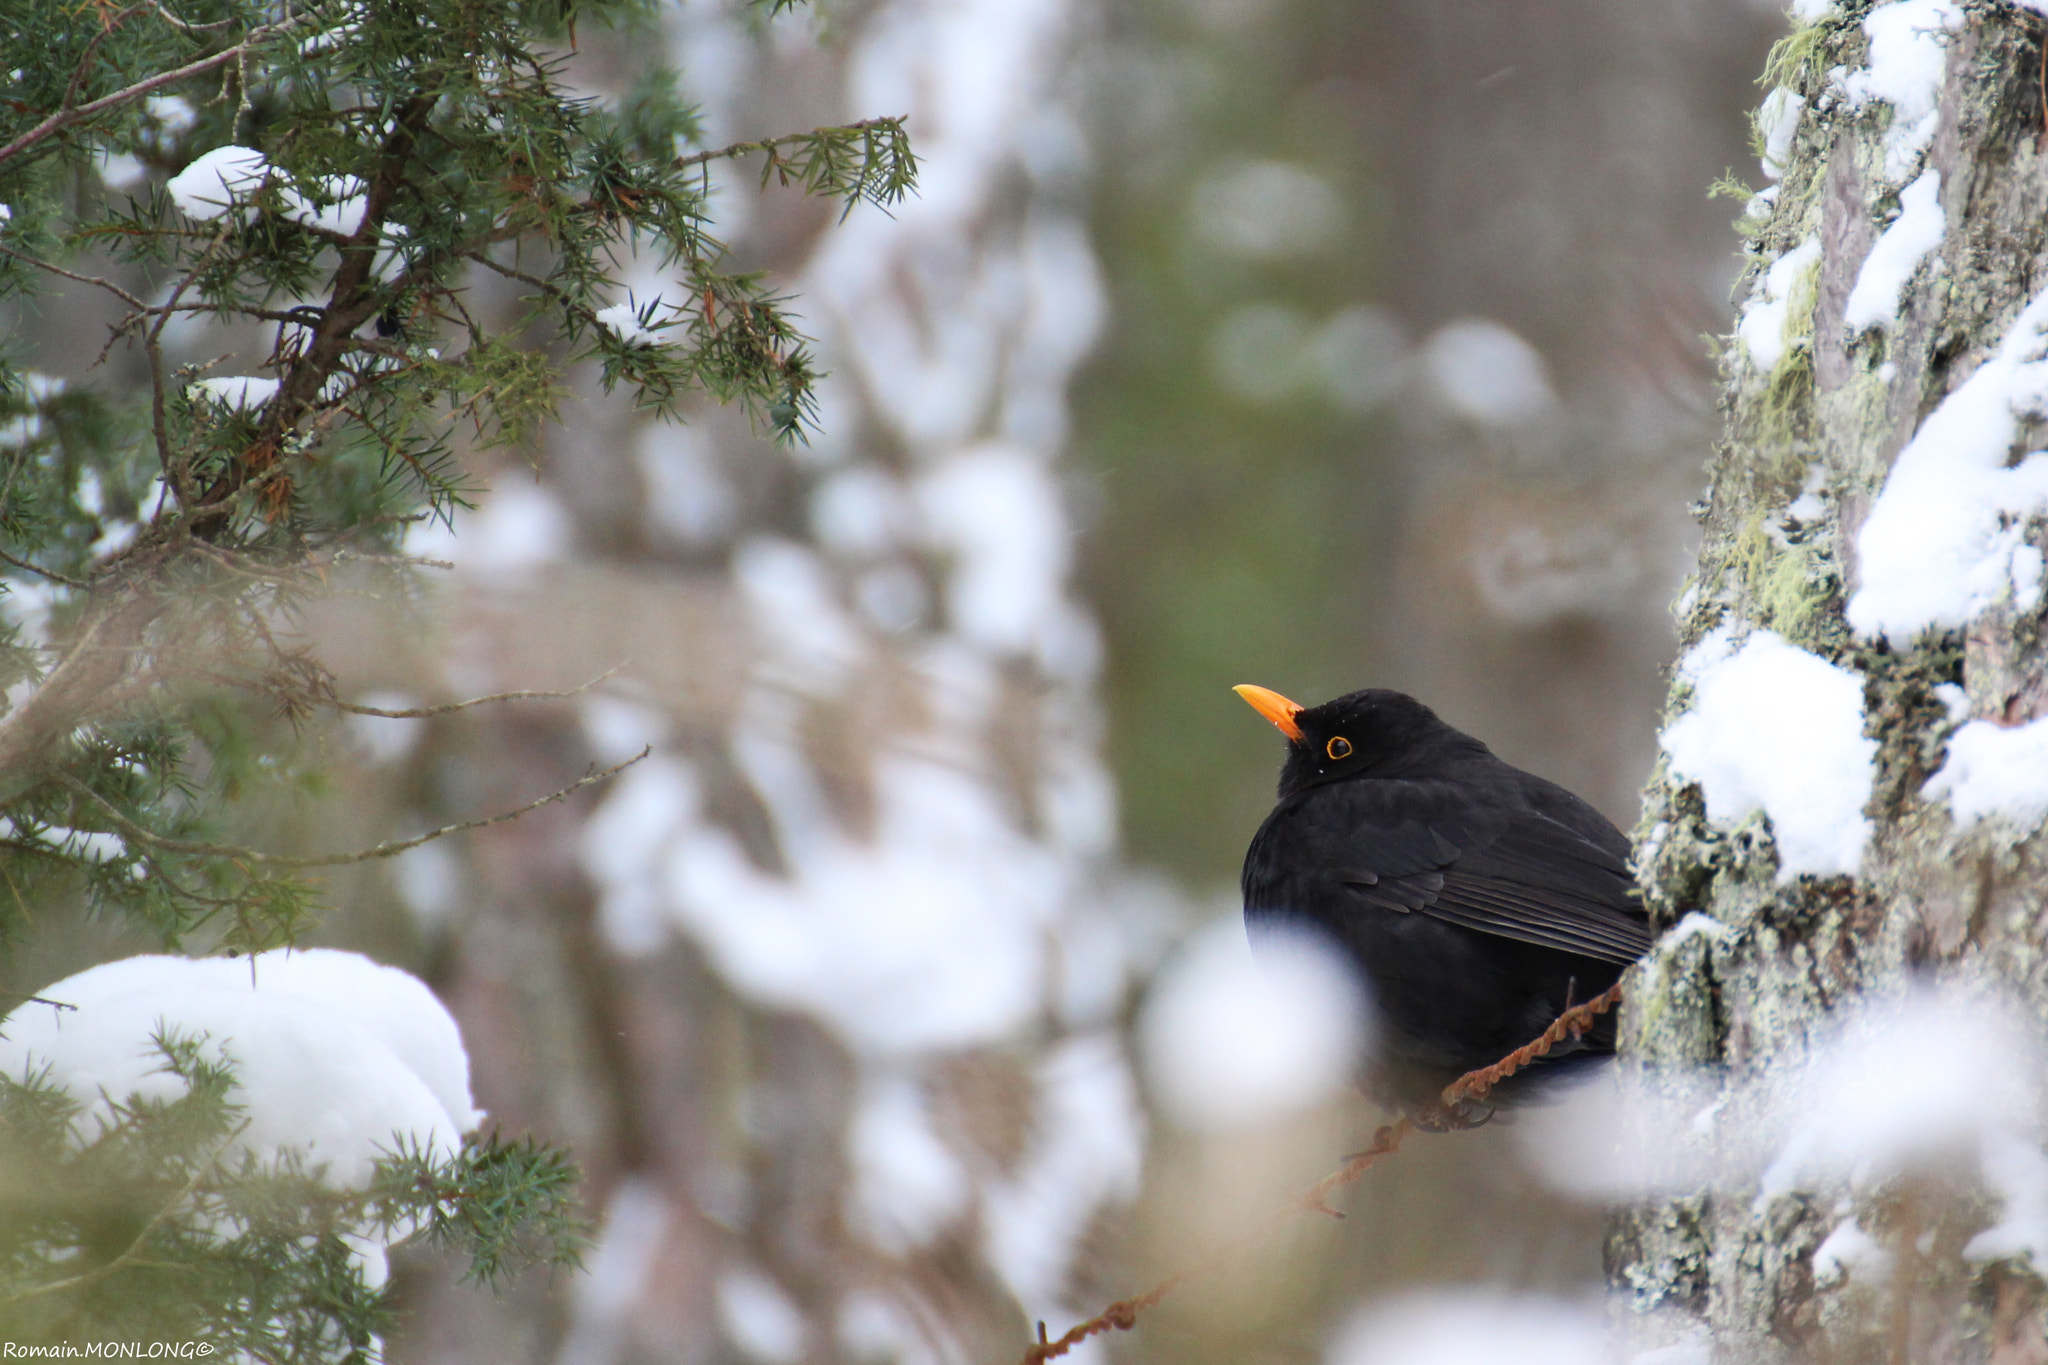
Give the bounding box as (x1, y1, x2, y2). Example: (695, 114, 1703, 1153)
(1326, 736, 1353, 760)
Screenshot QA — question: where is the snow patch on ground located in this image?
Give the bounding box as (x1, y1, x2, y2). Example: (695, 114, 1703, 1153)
(1844, 170, 1943, 332)
(1736, 238, 1821, 374)
(1845, 284, 2048, 644)
(1660, 627, 1875, 880)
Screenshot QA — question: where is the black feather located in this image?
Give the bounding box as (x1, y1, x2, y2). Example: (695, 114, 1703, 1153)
(1241, 687, 1648, 1112)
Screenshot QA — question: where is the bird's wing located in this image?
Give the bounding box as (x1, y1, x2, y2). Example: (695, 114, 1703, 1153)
(1326, 787, 1650, 965)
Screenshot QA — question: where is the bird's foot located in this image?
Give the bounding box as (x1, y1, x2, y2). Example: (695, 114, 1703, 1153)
(1408, 1097, 1495, 1132)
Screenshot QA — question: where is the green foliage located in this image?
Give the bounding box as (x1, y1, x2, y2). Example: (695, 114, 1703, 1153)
(0, 0, 911, 1356)
(0, 0, 915, 952)
(0, 1040, 582, 1357)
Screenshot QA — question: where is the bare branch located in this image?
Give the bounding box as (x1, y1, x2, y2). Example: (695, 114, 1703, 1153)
(325, 667, 621, 719)
(0, 242, 148, 311)
(1016, 984, 1629, 1364)
(0, 548, 88, 590)
(0, 991, 76, 1011)
(57, 747, 649, 868)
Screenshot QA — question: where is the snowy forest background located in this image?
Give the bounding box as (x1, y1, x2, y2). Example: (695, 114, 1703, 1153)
(0, 0, 1800, 1361)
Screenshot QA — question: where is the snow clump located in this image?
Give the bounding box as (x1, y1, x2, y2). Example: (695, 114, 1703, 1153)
(1660, 626, 1875, 880)
(1923, 714, 2048, 829)
(1834, 0, 1963, 183)
(1843, 169, 1943, 332)
(0, 948, 481, 1189)
(165, 145, 273, 220)
(1755, 986, 2048, 1271)
(1736, 238, 1820, 374)
(1845, 283, 2048, 644)
(1757, 87, 1805, 181)
(188, 375, 281, 410)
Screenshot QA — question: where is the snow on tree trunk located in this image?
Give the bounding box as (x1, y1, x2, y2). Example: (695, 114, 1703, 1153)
(1615, 3, 2048, 1361)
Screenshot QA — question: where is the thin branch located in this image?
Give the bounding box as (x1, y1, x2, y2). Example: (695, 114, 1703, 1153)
(463, 251, 601, 328)
(58, 747, 648, 868)
(325, 667, 620, 719)
(0, 242, 148, 310)
(672, 117, 902, 172)
(0, 548, 88, 590)
(62, 6, 151, 115)
(0, 991, 76, 1010)
(0, 11, 310, 173)
(1017, 983, 1629, 1364)
(1439, 980, 1626, 1110)
(150, 2, 241, 34)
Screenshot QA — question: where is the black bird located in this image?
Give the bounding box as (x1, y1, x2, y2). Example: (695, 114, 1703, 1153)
(1235, 684, 1650, 1119)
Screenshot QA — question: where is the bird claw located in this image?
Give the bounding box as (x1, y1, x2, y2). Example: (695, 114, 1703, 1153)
(1409, 1098, 1495, 1133)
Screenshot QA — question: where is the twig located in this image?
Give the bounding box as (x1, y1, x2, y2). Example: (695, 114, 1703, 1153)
(0, 12, 309, 172)
(0, 547, 88, 590)
(1015, 983, 1628, 1364)
(0, 991, 76, 1010)
(1439, 981, 1626, 1110)
(150, 2, 241, 34)
(0, 242, 148, 311)
(324, 667, 620, 719)
(56, 747, 648, 868)
(672, 118, 903, 172)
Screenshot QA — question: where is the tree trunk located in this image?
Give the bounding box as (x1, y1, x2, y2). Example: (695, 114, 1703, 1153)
(1616, 3, 2048, 1361)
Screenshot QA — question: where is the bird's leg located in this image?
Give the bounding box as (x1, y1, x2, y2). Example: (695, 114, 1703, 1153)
(1562, 975, 1585, 1037)
(1407, 1097, 1496, 1133)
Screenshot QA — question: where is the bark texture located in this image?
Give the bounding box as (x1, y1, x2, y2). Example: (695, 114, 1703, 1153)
(1617, 4, 2048, 1361)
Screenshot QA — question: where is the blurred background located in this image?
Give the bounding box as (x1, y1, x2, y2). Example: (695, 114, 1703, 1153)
(9, 0, 1782, 1359)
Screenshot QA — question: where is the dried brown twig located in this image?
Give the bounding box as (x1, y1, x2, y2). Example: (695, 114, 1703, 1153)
(1015, 981, 1627, 1365)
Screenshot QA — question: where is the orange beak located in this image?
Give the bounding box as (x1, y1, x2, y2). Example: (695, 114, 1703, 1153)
(1233, 684, 1305, 743)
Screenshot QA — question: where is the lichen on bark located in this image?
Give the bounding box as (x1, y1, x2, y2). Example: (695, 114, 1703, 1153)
(1616, 3, 2048, 1360)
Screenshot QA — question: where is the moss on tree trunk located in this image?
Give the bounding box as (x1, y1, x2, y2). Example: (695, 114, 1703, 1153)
(1615, 4, 2048, 1360)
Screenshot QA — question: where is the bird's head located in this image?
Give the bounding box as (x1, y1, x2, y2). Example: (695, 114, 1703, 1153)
(1233, 684, 1483, 796)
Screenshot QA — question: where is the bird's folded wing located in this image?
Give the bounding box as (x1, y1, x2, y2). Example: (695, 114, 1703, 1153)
(1333, 807, 1650, 964)
(1418, 871, 1650, 963)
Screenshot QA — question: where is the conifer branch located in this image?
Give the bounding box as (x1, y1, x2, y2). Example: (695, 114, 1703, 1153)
(0, 11, 312, 172)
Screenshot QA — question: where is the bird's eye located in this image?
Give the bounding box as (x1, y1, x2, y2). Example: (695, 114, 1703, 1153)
(1326, 736, 1353, 760)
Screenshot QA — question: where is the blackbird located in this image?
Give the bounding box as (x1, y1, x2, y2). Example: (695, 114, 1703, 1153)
(1235, 684, 1649, 1117)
